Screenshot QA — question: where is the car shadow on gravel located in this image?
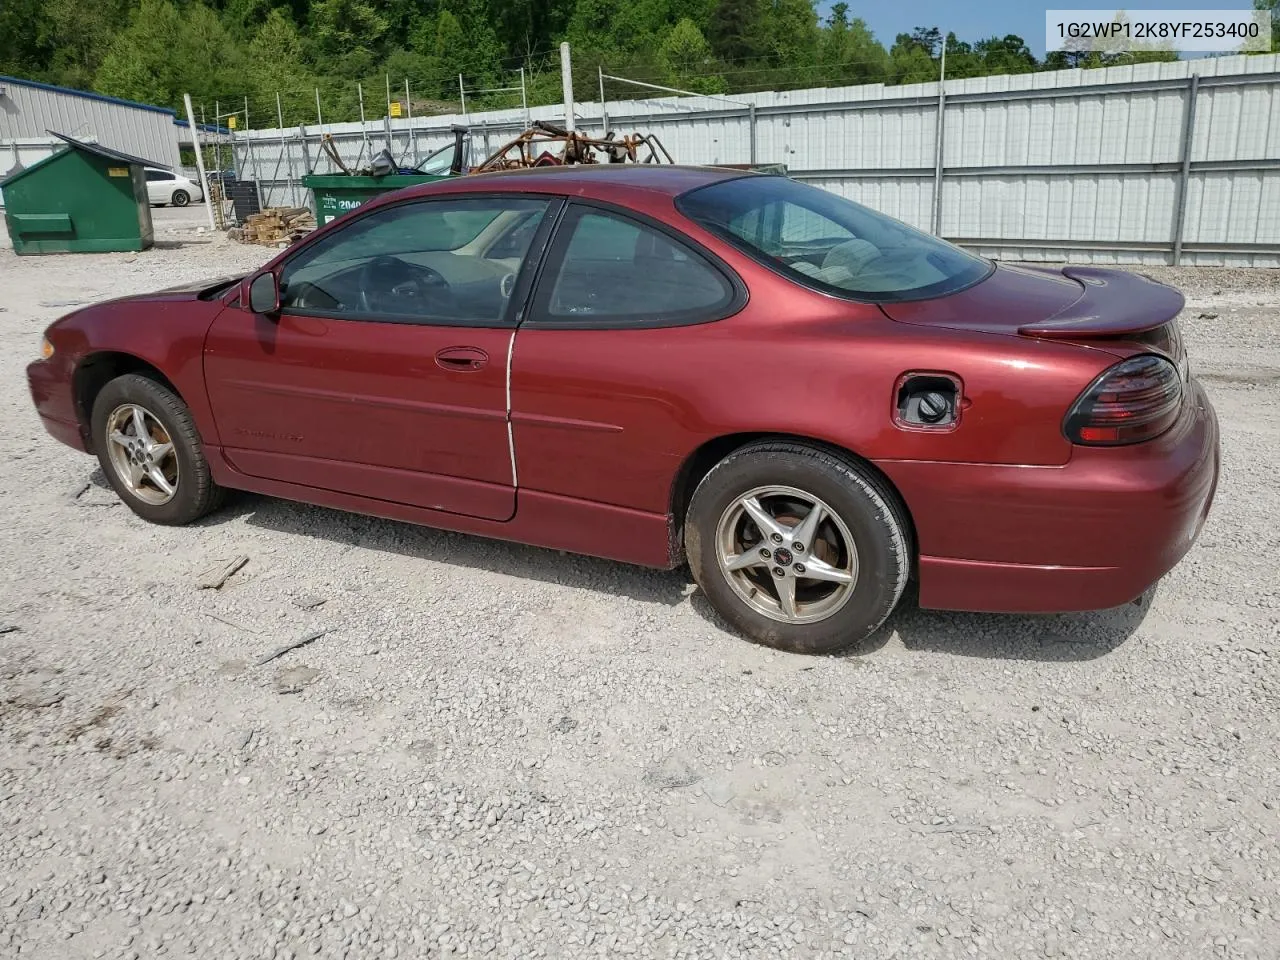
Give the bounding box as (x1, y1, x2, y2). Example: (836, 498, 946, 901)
(868, 584, 1150, 662)
(214, 494, 691, 607)
(684, 583, 1151, 663)
(194, 492, 1150, 660)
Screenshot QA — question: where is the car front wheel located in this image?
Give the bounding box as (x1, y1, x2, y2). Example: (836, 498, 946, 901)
(685, 441, 911, 655)
(171, 189, 190, 207)
(91, 374, 225, 525)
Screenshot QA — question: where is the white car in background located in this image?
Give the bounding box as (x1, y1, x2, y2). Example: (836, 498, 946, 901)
(143, 168, 203, 207)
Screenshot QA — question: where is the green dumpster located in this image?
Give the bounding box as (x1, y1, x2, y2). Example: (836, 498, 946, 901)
(303, 174, 450, 226)
(0, 132, 155, 255)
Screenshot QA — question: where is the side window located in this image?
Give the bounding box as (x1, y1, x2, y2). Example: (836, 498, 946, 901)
(535, 206, 736, 326)
(278, 196, 550, 325)
(145, 170, 172, 182)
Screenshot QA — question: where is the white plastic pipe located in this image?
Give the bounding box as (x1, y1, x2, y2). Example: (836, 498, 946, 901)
(183, 93, 216, 231)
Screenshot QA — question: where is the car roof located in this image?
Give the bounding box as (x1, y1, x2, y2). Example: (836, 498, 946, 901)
(398, 164, 754, 203)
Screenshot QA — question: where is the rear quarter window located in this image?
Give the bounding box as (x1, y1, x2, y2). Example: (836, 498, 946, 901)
(677, 176, 992, 304)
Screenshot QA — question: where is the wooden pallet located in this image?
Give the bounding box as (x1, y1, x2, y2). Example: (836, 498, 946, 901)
(234, 206, 316, 245)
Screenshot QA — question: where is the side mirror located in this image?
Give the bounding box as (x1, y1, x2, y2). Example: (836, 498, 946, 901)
(249, 271, 280, 314)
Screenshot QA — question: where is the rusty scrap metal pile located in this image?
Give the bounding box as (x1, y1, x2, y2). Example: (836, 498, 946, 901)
(471, 121, 674, 172)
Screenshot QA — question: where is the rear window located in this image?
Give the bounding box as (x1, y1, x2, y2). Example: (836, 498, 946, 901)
(676, 176, 992, 303)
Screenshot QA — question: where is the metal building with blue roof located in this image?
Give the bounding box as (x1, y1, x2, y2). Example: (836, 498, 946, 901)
(0, 75, 184, 181)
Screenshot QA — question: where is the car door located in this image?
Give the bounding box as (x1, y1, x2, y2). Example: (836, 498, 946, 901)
(510, 201, 746, 514)
(204, 193, 560, 521)
(144, 169, 171, 204)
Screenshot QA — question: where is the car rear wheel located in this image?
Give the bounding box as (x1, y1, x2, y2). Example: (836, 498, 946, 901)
(91, 374, 225, 525)
(171, 189, 190, 207)
(685, 441, 911, 655)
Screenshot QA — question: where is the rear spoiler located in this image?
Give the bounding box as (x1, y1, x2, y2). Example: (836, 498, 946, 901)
(1017, 266, 1185, 339)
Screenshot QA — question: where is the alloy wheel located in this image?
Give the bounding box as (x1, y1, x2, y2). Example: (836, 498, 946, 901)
(714, 484, 859, 624)
(104, 403, 180, 506)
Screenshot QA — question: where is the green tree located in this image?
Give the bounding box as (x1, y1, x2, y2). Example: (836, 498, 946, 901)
(221, 0, 276, 35)
(38, 0, 130, 90)
(96, 0, 241, 109)
(0, 0, 1214, 125)
(889, 30, 940, 84)
(973, 34, 1038, 75)
(708, 0, 764, 62)
(1, 0, 53, 81)
(764, 0, 819, 71)
(431, 9, 468, 93)
(487, 0, 576, 66)
(1255, 0, 1279, 49)
(905, 26, 941, 57)
(246, 9, 317, 123)
(941, 33, 983, 79)
(310, 0, 388, 75)
(659, 17, 725, 92)
(820, 4, 890, 84)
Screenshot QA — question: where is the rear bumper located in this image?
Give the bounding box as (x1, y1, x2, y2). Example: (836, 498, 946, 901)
(876, 379, 1220, 613)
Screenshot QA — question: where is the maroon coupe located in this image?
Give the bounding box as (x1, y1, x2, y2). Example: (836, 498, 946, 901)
(27, 166, 1220, 654)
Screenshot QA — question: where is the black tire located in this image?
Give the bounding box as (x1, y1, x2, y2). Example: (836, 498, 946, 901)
(171, 190, 190, 207)
(91, 373, 226, 525)
(685, 441, 911, 655)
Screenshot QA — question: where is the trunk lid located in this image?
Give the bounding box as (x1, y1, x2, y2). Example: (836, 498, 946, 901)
(881, 263, 1185, 345)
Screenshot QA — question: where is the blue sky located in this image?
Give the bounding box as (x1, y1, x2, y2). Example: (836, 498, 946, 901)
(817, 0, 1258, 57)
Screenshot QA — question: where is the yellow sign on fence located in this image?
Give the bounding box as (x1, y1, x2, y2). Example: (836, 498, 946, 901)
(227, 115, 238, 129)
(389, 101, 402, 118)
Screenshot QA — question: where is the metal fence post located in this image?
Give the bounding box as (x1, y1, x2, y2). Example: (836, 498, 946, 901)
(245, 96, 264, 213)
(277, 92, 296, 207)
(1172, 73, 1201, 266)
(599, 66, 609, 134)
(298, 125, 311, 175)
(931, 46, 948, 236)
(407, 79, 417, 164)
(748, 104, 757, 166)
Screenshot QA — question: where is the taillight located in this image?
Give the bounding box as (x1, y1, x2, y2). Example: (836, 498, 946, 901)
(1064, 354, 1183, 446)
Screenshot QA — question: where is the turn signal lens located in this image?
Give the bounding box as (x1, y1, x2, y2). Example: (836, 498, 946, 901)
(40, 337, 54, 359)
(1064, 354, 1183, 446)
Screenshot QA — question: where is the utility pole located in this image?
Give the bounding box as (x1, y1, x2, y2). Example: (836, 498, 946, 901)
(560, 42, 575, 133)
(183, 93, 215, 231)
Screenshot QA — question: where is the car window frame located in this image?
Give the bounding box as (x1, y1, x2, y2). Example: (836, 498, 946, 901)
(270, 192, 566, 329)
(523, 198, 747, 331)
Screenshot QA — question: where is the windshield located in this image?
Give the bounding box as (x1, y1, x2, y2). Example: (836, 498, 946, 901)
(676, 176, 992, 303)
(415, 141, 463, 176)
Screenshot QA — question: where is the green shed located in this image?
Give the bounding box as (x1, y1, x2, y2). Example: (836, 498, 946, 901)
(1, 131, 155, 255)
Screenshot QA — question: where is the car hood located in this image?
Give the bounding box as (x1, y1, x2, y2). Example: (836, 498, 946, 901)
(880, 263, 1185, 340)
(80, 275, 245, 309)
(146, 274, 245, 299)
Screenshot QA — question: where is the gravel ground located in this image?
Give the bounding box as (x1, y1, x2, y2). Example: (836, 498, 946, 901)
(1, 225, 1277, 960)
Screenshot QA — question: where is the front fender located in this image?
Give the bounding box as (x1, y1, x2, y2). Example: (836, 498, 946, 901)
(47, 297, 232, 449)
